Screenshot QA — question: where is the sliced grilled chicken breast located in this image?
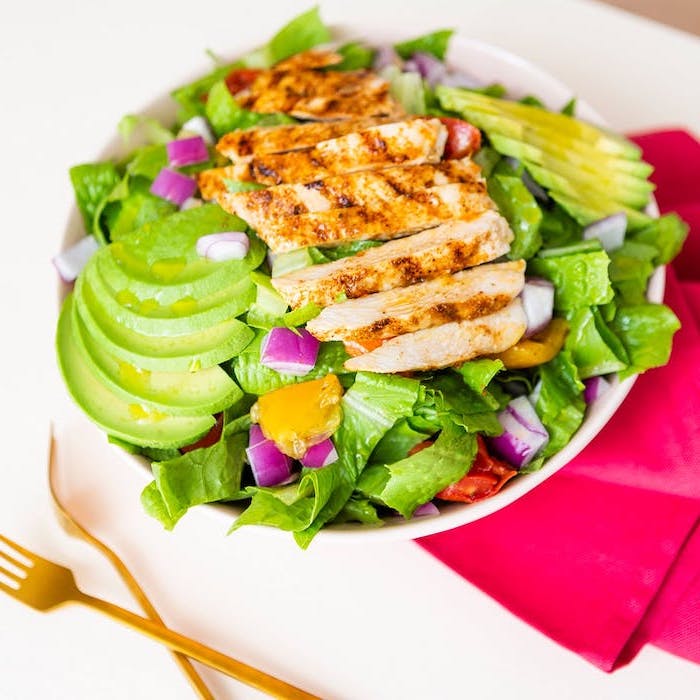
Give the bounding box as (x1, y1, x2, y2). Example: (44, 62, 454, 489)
(272, 211, 514, 308)
(218, 118, 447, 186)
(216, 117, 394, 161)
(344, 298, 527, 373)
(235, 69, 403, 120)
(244, 180, 493, 253)
(273, 49, 343, 71)
(306, 260, 525, 343)
(221, 159, 481, 224)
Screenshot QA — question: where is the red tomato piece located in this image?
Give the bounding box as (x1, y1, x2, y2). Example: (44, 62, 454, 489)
(225, 68, 261, 96)
(436, 435, 517, 503)
(180, 413, 224, 454)
(438, 117, 482, 159)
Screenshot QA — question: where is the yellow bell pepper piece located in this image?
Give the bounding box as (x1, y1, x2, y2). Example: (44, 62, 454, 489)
(495, 317, 569, 369)
(252, 374, 343, 458)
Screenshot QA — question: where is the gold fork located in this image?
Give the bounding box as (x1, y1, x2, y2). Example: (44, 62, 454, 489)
(47, 432, 215, 699)
(0, 532, 319, 699)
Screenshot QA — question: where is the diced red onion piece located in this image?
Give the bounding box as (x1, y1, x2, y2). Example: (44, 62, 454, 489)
(260, 327, 320, 376)
(488, 396, 549, 468)
(166, 136, 209, 167)
(412, 501, 440, 517)
(246, 425, 293, 487)
(195, 232, 250, 261)
(522, 170, 550, 203)
(410, 51, 447, 86)
(403, 59, 418, 73)
(583, 375, 612, 404)
(179, 116, 215, 145)
(53, 235, 99, 283)
(150, 168, 197, 206)
(373, 45, 402, 71)
(301, 438, 338, 468)
(521, 278, 555, 337)
(582, 212, 627, 251)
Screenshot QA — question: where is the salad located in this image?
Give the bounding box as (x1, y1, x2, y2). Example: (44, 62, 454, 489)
(55, 8, 687, 547)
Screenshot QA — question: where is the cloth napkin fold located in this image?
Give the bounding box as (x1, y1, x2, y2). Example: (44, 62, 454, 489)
(418, 130, 700, 672)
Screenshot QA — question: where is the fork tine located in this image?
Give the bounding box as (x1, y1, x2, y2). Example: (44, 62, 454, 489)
(0, 577, 19, 596)
(0, 534, 36, 564)
(0, 562, 22, 583)
(0, 547, 29, 571)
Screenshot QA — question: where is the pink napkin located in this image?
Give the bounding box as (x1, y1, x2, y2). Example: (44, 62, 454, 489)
(418, 130, 700, 671)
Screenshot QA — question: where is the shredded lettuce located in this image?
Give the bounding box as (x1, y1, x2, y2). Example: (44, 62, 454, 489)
(630, 213, 688, 266)
(334, 42, 375, 71)
(608, 240, 657, 304)
(69, 163, 122, 242)
(332, 497, 383, 526)
(382, 66, 427, 115)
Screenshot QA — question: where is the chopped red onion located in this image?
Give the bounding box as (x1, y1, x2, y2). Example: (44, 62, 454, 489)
(179, 116, 215, 145)
(583, 375, 612, 404)
(488, 396, 549, 468)
(373, 45, 402, 71)
(301, 439, 338, 468)
(409, 51, 447, 86)
(150, 168, 197, 206)
(53, 235, 99, 283)
(195, 232, 249, 261)
(260, 327, 320, 376)
(166, 136, 209, 167)
(412, 501, 440, 517)
(521, 278, 555, 337)
(439, 70, 485, 89)
(246, 424, 293, 487)
(582, 212, 627, 251)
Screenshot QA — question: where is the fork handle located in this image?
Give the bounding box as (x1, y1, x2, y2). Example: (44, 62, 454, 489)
(76, 591, 320, 700)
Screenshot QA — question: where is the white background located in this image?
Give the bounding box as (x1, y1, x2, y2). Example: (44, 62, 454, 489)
(1, 1, 699, 698)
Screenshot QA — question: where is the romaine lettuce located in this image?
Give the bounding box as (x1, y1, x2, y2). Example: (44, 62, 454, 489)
(394, 29, 454, 61)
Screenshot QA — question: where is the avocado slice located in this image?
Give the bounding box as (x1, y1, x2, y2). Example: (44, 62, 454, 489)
(83, 260, 256, 336)
(436, 87, 641, 159)
(57, 295, 215, 448)
(550, 192, 652, 231)
(73, 310, 242, 416)
(74, 276, 255, 372)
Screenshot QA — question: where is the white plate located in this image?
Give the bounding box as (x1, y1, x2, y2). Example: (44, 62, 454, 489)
(59, 27, 663, 543)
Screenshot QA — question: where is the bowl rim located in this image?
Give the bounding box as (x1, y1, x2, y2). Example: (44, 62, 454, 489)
(57, 28, 664, 543)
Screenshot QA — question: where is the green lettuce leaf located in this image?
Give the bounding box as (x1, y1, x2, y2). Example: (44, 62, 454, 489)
(630, 213, 688, 265)
(394, 29, 454, 60)
(309, 240, 382, 263)
(565, 306, 629, 378)
(608, 240, 657, 304)
(332, 497, 383, 526)
(265, 6, 331, 65)
(611, 304, 681, 379)
(171, 61, 241, 122)
(528, 247, 614, 310)
(334, 42, 375, 71)
(382, 66, 427, 115)
(148, 432, 248, 523)
(358, 418, 476, 518)
(118, 114, 173, 146)
(456, 358, 505, 393)
(488, 173, 543, 259)
(539, 203, 582, 248)
(69, 162, 122, 241)
(534, 350, 586, 457)
(371, 418, 434, 464)
(141, 481, 185, 530)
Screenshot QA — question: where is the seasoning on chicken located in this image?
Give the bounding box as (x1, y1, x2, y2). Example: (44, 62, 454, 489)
(218, 159, 482, 222)
(306, 260, 525, 343)
(234, 68, 403, 120)
(245, 180, 493, 253)
(216, 117, 395, 161)
(273, 49, 344, 71)
(343, 298, 528, 373)
(217, 118, 447, 186)
(271, 211, 514, 309)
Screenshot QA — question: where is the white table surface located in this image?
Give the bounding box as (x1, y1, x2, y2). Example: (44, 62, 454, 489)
(1, 1, 699, 698)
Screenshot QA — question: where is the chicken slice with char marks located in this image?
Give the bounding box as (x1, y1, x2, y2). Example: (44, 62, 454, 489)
(216, 116, 395, 161)
(306, 260, 525, 343)
(235, 68, 403, 120)
(344, 299, 528, 373)
(218, 118, 447, 186)
(242, 180, 493, 253)
(271, 212, 514, 309)
(216, 159, 482, 223)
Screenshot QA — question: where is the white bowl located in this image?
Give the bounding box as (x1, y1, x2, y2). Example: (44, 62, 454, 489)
(59, 28, 663, 543)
